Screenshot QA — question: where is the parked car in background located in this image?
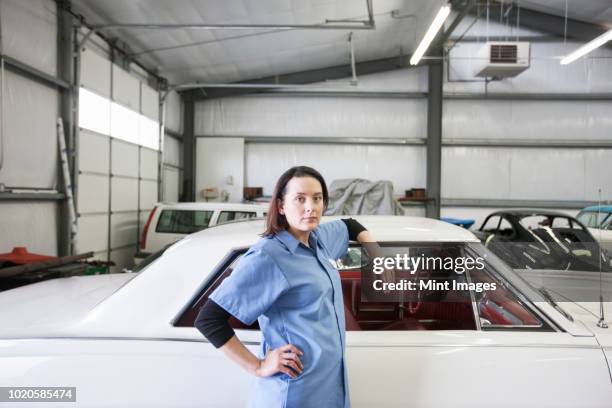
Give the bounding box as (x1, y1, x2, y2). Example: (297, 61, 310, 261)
(577, 205, 612, 253)
(1, 216, 610, 407)
(136, 202, 267, 262)
(473, 209, 611, 271)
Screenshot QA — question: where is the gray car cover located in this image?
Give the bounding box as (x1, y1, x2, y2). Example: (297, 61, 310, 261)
(324, 179, 405, 216)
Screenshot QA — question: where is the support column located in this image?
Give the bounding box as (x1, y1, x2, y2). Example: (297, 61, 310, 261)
(57, 0, 75, 255)
(425, 49, 443, 219)
(181, 92, 196, 202)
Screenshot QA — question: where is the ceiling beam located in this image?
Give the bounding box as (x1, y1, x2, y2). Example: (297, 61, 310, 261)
(182, 54, 412, 100)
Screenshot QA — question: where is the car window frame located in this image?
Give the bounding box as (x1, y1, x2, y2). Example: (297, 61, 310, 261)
(172, 247, 249, 328)
(175, 241, 558, 333)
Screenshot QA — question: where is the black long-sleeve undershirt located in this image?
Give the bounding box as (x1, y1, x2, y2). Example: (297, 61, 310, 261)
(195, 218, 367, 348)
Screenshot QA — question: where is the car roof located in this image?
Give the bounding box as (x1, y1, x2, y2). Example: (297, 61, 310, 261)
(580, 205, 612, 213)
(154, 202, 268, 211)
(486, 208, 571, 217)
(195, 215, 480, 243)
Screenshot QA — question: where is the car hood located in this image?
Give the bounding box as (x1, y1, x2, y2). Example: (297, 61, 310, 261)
(0, 273, 135, 338)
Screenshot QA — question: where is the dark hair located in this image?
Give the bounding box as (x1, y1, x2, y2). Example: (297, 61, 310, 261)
(262, 166, 328, 237)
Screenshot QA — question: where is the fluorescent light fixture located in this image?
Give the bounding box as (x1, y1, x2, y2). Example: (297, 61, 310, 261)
(410, 4, 451, 65)
(560, 29, 612, 65)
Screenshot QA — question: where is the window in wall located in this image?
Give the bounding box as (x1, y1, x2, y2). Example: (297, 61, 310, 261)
(79, 88, 110, 135)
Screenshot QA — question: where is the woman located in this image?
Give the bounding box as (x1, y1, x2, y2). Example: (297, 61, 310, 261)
(195, 166, 376, 408)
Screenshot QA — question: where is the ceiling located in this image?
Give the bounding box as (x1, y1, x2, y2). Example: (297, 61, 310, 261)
(70, 0, 443, 84)
(518, 0, 612, 26)
(70, 0, 611, 85)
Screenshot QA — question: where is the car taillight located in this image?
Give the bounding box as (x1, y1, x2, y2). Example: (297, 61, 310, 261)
(140, 207, 157, 250)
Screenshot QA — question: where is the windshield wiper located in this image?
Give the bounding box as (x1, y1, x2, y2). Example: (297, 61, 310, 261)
(538, 287, 574, 322)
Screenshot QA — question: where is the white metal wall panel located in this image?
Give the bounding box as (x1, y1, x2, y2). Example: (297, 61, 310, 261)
(402, 205, 426, 217)
(584, 150, 612, 200)
(196, 138, 244, 202)
(509, 149, 585, 201)
(112, 65, 140, 110)
(0, 71, 58, 188)
(139, 180, 158, 210)
(110, 212, 138, 248)
(140, 148, 158, 179)
(0, 202, 58, 255)
(195, 97, 427, 139)
(162, 166, 180, 203)
(164, 90, 183, 134)
(109, 247, 135, 273)
(80, 47, 111, 97)
(443, 100, 612, 141)
(0, 0, 57, 76)
(141, 84, 159, 120)
(75, 214, 108, 254)
(77, 174, 109, 214)
(111, 140, 138, 177)
(163, 135, 182, 167)
(245, 143, 426, 196)
(442, 147, 511, 199)
(79, 130, 109, 174)
(111, 178, 138, 212)
(442, 147, 612, 201)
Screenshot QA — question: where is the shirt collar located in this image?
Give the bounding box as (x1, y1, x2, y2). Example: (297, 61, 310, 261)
(276, 229, 319, 254)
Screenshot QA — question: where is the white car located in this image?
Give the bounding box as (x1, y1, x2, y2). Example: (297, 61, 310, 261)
(1, 216, 611, 407)
(577, 205, 612, 253)
(137, 202, 267, 260)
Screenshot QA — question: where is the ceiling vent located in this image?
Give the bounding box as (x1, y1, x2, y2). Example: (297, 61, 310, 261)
(474, 42, 531, 78)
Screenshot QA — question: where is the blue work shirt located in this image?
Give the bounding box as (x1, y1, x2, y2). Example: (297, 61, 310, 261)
(210, 220, 350, 408)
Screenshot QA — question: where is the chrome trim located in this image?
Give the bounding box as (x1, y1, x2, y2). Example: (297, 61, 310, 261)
(465, 269, 482, 331)
(1, 337, 601, 350)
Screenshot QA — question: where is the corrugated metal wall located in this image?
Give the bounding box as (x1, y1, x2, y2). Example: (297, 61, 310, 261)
(0, 0, 59, 255)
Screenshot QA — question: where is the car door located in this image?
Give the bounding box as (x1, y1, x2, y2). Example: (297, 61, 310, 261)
(342, 244, 612, 408)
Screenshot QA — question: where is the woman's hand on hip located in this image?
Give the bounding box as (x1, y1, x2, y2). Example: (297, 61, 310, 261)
(256, 344, 304, 379)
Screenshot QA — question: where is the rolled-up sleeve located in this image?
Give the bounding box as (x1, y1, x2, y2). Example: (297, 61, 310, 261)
(209, 248, 290, 326)
(316, 220, 350, 260)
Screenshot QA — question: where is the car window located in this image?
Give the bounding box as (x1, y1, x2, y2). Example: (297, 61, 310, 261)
(468, 264, 544, 329)
(551, 217, 572, 229)
(578, 211, 611, 228)
(174, 249, 258, 329)
(156, 210, 214, 234)
(176, 243, 549, 332)
(481, 216, 501, 232)
(497, 217, 514, 237)
(217, 211, 257, 224)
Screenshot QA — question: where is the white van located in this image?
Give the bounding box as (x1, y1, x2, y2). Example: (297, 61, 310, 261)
(137, 202, 268, 261)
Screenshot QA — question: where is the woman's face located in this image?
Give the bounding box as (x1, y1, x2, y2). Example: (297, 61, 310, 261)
(278, 176, 324, 233)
